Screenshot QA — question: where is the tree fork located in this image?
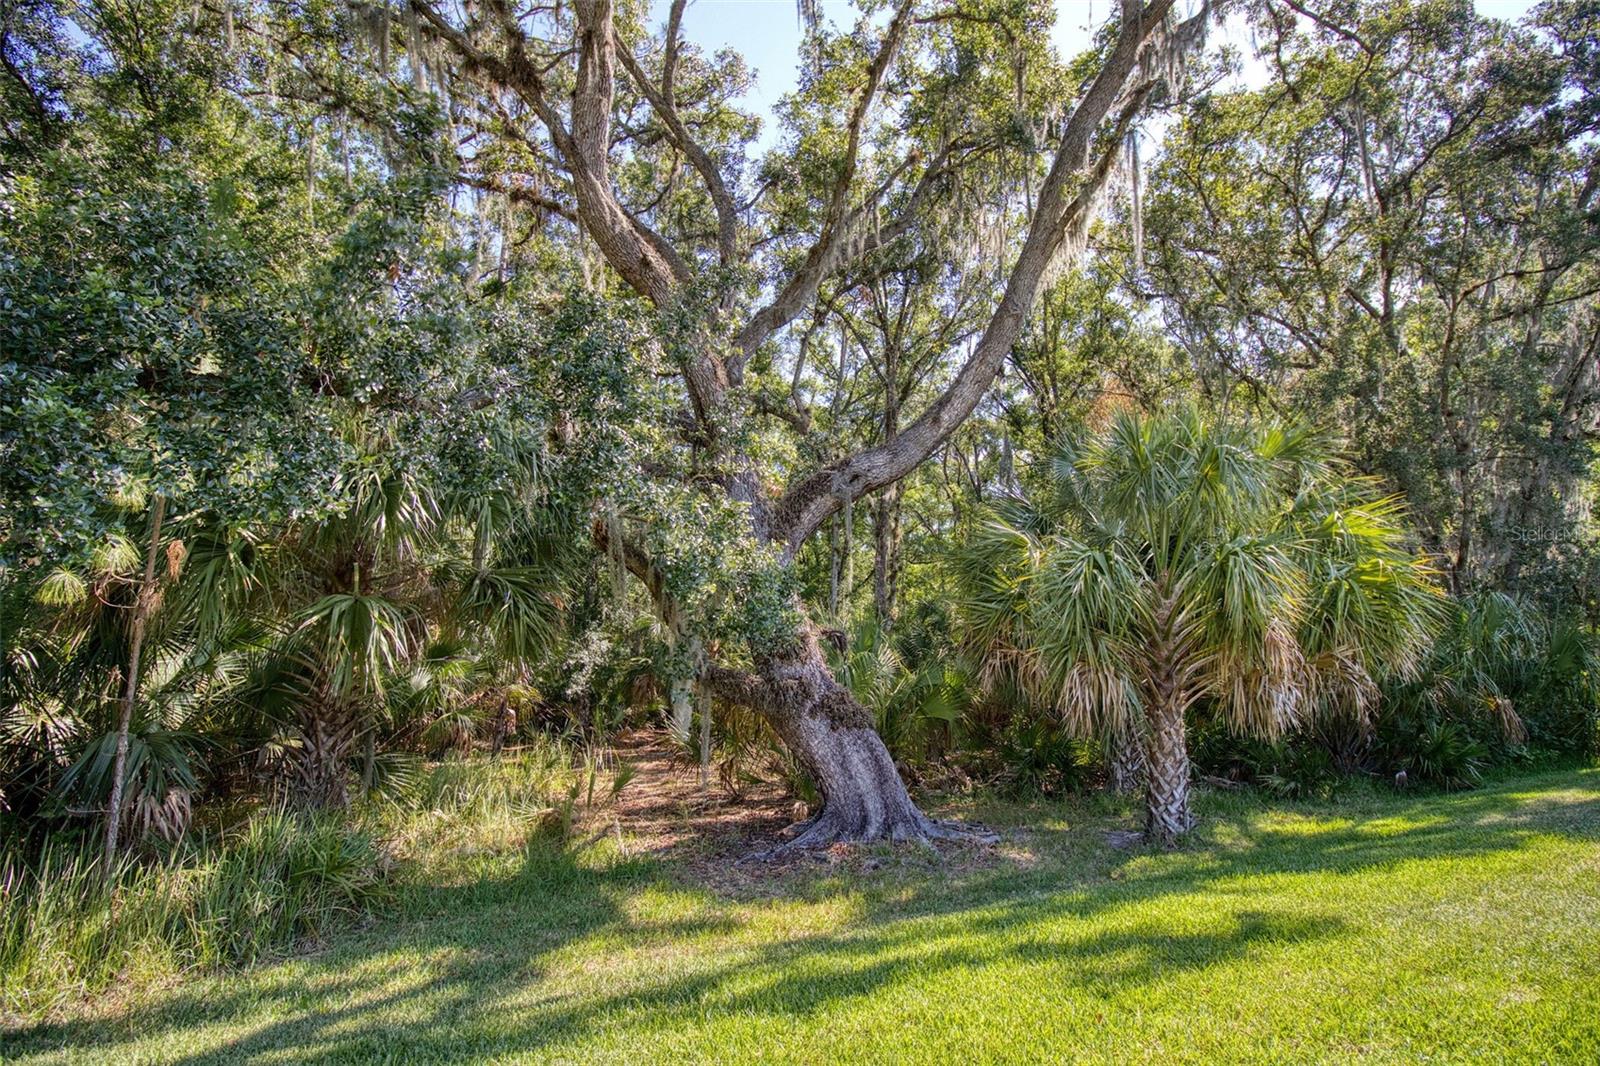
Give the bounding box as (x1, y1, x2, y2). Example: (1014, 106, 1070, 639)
(594, 518, 991, 852)
(551, 0, 1205, 854)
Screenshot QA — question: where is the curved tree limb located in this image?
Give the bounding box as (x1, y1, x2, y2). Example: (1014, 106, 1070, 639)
(731, 0, 917, 365)
(769, 0, 1190, 556)
(569, 0, 693, 303)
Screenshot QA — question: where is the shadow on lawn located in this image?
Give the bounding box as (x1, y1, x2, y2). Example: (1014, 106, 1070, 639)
(6, 770, 1598, 1063)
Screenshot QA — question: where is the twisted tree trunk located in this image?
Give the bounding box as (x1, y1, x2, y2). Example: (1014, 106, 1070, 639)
(709, 625, 993, 855)
(545, 0, 1199, 856)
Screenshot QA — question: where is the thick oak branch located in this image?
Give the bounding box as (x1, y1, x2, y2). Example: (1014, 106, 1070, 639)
(770, 0, 1187, 555)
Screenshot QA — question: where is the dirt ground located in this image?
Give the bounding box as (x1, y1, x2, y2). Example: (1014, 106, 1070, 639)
(595, 730, 1008, 894)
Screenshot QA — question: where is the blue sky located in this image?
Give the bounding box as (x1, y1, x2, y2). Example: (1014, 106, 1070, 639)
(658, 0, 1544, 150)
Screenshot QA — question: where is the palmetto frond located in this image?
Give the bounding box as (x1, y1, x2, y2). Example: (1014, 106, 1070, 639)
(954, 515, 1044, 689)
(959, 406, 1440, 744)
(296, 593, 415, 698)
(448, 564, 565, 661)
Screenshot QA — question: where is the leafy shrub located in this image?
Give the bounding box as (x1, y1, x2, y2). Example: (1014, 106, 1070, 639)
(704, 702, 818, 805)
(1370, 594, 1598, 786)
(1376, 715, 1488, 790)
(996, 717, 1097, 796)
(1517, 617, 1600, 757)
(1190, 722, 1342, 798)
(1255, 744, 1341, 799)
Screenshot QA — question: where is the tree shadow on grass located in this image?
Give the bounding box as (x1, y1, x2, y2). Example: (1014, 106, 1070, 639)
(5, 769, 1597, 1063)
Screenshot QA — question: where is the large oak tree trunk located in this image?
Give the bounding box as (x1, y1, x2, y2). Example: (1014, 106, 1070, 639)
(599, 522, 983, 854)
(556, 0, 1197, 857)
(718, 624, 990, 855)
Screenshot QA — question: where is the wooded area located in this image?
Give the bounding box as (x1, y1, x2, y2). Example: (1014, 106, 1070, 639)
(1, 0, 1597, 1057)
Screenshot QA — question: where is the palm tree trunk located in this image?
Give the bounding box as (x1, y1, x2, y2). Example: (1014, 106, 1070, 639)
(105, 493, 166, 870)
(490, 694, 511, 755)
(1143, 688, 1193, 845)
(291, 700, 359, 810)
(1107, 729, 1145, 794)
(1143, 590, 1195, 845)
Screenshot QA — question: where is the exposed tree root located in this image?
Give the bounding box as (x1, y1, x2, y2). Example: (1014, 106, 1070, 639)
(744, 807, 998, 862)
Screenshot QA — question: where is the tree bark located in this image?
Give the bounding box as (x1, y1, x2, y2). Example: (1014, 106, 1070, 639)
(290, 700, 359, 810)
(555, 1, 1197, 855)
(697, 683, 712, 791)
(709, 624, 994, 855)
(827, 513, 840, 620)
(665, 627, 697, 742)
(669, 677, 694, 744)
(1142, 688, 1193, 846)
(105, 493, 166, 870)
(490, 694, 512, 755)
(1107, 729, 1145, 794)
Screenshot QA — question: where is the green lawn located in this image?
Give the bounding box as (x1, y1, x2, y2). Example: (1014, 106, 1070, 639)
(5, 768, 1599, 1064)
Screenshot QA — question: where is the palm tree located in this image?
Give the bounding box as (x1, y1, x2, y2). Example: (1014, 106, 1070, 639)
(958, 407, 1442, 843)
(243, 428, 568, 810)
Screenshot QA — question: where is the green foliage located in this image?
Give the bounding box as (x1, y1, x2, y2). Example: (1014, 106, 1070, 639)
(829, 613, 972, 763)
(995, 716, 1097, 797)
(1376, 715, 1489, 790)
(1, 746, 590, 1020)
(1191, 589, 1600, 793)
(1373, 592, 1600, 781)
(1, 0, 1599, 1046)
(0, 811, 392, 1018)
(401, 744, 570, 823)
(958, 407, 1442, 743)
(1189, 724, 1344, 800)
(1141, 0, 1600, 603)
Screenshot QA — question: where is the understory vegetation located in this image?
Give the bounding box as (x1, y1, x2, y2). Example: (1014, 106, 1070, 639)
(2, 0, 1598, 1054)
(1, 743, 601, 1019)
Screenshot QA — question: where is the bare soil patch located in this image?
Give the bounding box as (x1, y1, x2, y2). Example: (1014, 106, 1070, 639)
(598, 730, 1005, 896)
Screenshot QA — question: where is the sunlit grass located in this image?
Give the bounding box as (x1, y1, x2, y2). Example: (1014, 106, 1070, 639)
(0, 744, 578, 1022)
(4, 767, 1598, 1063)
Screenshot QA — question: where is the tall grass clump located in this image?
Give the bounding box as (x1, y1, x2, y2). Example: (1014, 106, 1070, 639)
(372, 741, 578, 864)
(1, 812, 392, 1021)
(1, 741, 604, 1021)
(412, 741, 571, 819)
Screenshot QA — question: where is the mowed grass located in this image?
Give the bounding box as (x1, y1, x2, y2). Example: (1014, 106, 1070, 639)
(4, 767, 1599, 1064)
